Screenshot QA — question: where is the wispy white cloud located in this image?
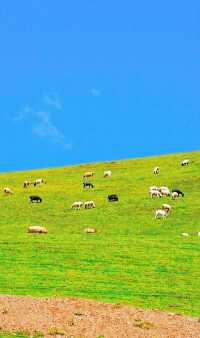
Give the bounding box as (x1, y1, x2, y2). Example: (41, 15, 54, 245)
(43, 92, 62, 110)
(89, 88, 101, 97)
(33, 110, 72, 150)
(13, 96, 71, 151)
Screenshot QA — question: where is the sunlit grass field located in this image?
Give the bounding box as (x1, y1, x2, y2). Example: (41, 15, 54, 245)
(0, 151, 200, 317)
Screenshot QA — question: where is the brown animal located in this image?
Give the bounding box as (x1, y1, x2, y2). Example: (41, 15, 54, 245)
(162, 203, 172, 213)
(83, 171, 94, 178)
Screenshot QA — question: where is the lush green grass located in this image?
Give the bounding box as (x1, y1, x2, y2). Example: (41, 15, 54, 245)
(0, 332, 43, 338)
(0, 151, 200, 317)
(0, 334, 26, 338)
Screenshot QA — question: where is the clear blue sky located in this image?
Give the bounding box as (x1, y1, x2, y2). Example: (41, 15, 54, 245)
(1, 0, 199, 171)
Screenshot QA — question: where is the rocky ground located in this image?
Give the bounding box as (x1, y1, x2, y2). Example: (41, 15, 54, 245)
(0, 296, 199, 337)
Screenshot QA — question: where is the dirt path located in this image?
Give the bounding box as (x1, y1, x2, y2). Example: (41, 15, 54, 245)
(0, 296, 199, 337)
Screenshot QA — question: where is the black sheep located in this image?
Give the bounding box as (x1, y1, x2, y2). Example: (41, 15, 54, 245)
(172, 189, 184, 197)
(83, 182, 94, 188)
(29, 195, 42, 203)
(108, 194, 119, 202)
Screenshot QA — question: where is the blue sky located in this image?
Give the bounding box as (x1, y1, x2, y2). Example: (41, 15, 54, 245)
(1, 1, 199, 171)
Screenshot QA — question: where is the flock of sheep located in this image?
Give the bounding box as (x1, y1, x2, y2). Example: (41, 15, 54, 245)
(2, 159, 191, 222)
(71, 170, 113, 210)
(2, 171, 114, 210)
(151, 159, 190, 219)
(3, 178, 45, 203)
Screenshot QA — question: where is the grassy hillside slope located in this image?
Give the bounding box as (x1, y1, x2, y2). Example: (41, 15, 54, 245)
(0, 151, 200, 317)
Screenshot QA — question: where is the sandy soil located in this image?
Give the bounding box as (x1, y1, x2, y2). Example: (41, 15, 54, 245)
(0, 296, 199, 337)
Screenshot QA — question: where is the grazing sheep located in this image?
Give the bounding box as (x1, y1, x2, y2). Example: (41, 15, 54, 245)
(4, 187, 13, 195)
(172, 191, 179, 200)
(153, 166, 160, 174)
(29, 195, 42, 203)
(83, 172, 94, 178)
(172, 189, 184, 197)
(83, 181, 94, 188)
(162, 203, 172, 213)
(181, 159, 190, 166)
(34, 178, 44, 187)
(108, 194, 119, 202)
(155, 209, 168, 219)
(28, 226, 47, 234)
(104, 170, 112, 177)
(84, 201, 95, 209)
(23, 181, 31, 188)
(71, 201, 83, 210)
(182, 233, 189, 237)
(160, 187, 171, 197)
(150, 190, 162, 198)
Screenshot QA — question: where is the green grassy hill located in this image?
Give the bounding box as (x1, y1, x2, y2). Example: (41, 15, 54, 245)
(0, 150, 200, 317)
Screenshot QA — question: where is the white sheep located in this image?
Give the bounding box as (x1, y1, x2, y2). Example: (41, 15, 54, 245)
(71, 201, 83, 210)
(84, 201, 95, 209)
(153, 166, 160, 174)
(34, 178, 44, 186)
(150, 190, 162, 198)
(104, 170, 112, 177)
(4, 187, 13, 195)
(160, 187, 170, 197)
(172, 191, 179, 200)
(181, 159, 190, 166)
(155, 209, 168, 219)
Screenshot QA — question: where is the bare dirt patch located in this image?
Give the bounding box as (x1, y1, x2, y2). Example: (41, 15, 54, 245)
(0, 295, 199, 337)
